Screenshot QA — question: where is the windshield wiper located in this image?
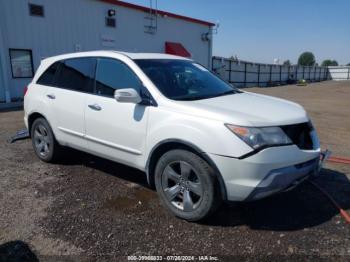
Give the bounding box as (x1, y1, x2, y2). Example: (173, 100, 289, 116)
(219, 89, 240, 96)
(175, 96, 208, 101)
(197, 89, 239, 100)
(175, 89, 241, 101)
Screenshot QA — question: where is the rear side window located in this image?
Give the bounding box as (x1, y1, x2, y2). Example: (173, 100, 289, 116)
(95, 58, 141, 97)
(37, 62, 59, 86)
(55, 58, 96, 93)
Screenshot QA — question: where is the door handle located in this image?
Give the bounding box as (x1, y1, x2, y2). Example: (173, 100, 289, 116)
(47, 94, 55, 99)
(88, 104, 102, 111)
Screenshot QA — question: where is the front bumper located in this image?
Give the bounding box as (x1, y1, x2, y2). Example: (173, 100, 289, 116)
(209, 145, 321, 201)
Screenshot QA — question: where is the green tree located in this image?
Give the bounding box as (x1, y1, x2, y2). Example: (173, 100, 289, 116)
(298, 52, 316, 66)
(283, 60, 291, 66)
(321, 59, 338, 66)
(229, 55, 238, 61)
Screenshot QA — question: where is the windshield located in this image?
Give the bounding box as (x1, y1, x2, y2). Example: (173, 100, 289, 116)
(135, 59, 241, 101)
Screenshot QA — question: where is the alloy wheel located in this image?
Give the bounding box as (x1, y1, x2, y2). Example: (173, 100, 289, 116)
(161, 161, 203, 212)
(33, 124, 51, 157)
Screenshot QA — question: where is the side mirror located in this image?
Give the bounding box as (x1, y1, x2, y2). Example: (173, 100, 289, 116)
(114, 88, 142, 104)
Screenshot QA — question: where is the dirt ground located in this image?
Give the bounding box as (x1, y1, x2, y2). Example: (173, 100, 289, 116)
(0, 80, 349, 261)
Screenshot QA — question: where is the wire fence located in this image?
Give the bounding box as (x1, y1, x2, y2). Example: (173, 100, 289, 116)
(212, 56, 330, 88)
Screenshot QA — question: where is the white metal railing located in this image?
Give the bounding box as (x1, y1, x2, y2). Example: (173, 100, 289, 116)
(327, 66, 350, 81)
(212, 56, 330, 88)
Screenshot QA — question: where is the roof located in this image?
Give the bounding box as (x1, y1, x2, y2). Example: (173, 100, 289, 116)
(42, 51, 192, 62)
(100, 0, 215, 27)
(120, 51, 192, 60)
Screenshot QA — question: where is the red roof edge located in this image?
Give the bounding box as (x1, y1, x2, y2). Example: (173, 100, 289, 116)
(100, 0, 215, 27)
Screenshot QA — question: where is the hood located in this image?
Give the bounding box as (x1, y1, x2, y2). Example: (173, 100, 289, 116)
(172, 92, 309, 127)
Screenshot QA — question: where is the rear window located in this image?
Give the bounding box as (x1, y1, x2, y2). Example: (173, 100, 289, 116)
(37, 62, 59, 86)
(54, 58, 96, 93)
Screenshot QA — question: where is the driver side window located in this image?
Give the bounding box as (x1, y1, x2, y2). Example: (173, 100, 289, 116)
(95, 58, 141, 97)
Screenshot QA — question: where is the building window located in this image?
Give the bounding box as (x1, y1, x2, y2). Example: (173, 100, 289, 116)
(9, 49, 34, 78)
(29, 3, 44, 17)
(106, 18, 116, 28)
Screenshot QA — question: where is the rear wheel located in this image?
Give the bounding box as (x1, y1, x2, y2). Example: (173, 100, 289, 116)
(155, 149, 221, 221)
(31, 118, 61, 162)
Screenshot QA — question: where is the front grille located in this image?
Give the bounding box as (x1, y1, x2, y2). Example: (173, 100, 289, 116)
(280, 122, 313, 150)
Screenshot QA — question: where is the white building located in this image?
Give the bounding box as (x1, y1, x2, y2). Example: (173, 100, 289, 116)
(0, 0, 214, 103)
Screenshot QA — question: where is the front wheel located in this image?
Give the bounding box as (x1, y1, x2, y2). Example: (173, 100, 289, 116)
(155, 149, 221, 221)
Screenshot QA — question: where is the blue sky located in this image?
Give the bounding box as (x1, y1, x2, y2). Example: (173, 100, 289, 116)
(123, 0, 350, 65)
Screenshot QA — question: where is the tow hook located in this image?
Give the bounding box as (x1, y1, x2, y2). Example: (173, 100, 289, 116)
(318, 149, 331, 173)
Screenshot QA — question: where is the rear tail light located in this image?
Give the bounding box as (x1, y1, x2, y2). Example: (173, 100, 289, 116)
(23, 86, 28, 97)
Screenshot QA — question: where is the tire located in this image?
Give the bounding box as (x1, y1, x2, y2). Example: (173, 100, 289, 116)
(30, 117, 62, 163)
(155, 149, 221, 221)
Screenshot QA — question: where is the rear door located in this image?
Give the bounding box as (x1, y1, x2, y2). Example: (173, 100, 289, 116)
(46, 57, 96, 150)
(85, 57, 149, 168)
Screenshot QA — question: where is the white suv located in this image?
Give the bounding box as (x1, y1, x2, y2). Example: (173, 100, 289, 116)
(24, 51, 321, 221)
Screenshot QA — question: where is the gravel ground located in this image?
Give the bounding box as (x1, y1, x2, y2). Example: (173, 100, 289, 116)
(0, 80, 350, 261)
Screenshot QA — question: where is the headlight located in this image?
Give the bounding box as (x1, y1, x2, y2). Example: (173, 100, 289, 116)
(225, 124, 292, 150)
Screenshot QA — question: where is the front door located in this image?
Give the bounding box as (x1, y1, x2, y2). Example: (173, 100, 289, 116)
(85, 58, 149, 168)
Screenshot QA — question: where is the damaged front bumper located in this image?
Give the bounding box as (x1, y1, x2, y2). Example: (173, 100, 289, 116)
(209, 145, 329, 201)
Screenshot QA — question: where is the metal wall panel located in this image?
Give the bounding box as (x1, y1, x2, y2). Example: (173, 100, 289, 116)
(0, 52, 4, 102)
(0, 0, 211, 100)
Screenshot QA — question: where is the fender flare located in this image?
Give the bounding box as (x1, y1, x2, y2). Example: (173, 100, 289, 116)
(146, 138, 227, 200)
(27, 111, 51, 133)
